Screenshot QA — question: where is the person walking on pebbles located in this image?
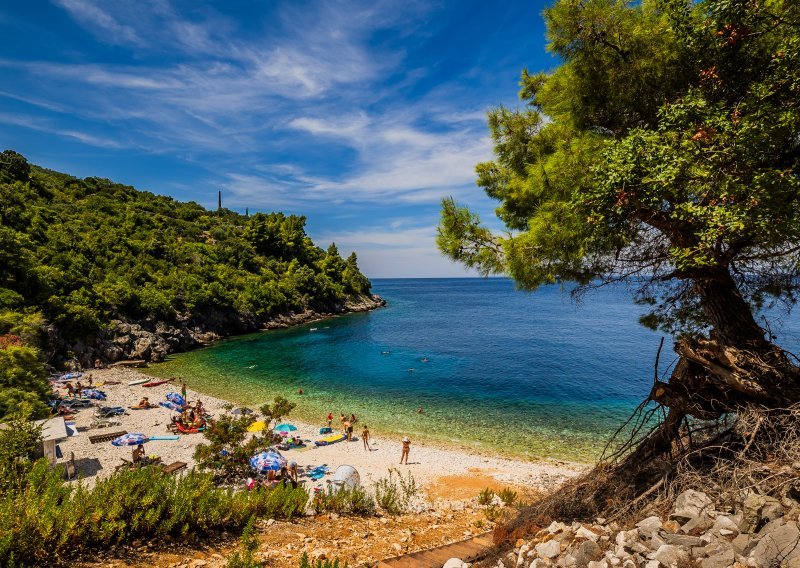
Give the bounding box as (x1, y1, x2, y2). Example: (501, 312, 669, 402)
(362, 424, 370, 451)
(400, 436, 411, 464)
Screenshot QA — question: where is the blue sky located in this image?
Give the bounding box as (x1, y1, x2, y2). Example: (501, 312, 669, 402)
(0, 0, 555, 278)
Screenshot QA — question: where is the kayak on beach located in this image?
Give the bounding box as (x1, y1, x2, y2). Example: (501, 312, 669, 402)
(142, 379, 173, 387)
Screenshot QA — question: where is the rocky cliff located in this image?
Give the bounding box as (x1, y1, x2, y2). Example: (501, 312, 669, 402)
(55, 294, 385, 369)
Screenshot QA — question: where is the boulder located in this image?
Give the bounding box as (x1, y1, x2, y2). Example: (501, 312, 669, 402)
(648, 544, 688, 566)
(681, 513, 714, 535)
(576, 526, 601, 542)
(748, 521, 800, 567)
(741, 493, 783, 533)
(535, 539, 561, 559)
(700, 549, 735, 568)
(574, 540, 602, 567)
(662, 533, 703, 547)
(711, 515, 741, 537)
(587, 561, 609, 568)
(672, 490, 712, 523)
(731, 533, 758, 555)
(443, 559, 467, 568)
(636, 517, 663, 537)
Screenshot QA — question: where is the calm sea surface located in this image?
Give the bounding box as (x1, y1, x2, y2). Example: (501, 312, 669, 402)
(149, 278, 800, 461)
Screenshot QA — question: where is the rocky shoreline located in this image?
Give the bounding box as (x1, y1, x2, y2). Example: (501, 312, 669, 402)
(54, 294, 386, 369)
(445, 488, 800, 568)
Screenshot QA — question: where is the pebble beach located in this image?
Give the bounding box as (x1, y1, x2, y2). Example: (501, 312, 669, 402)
(56, 366, 582, 500)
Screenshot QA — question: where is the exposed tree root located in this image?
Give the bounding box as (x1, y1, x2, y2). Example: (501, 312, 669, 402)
(495, 334, 800, 545)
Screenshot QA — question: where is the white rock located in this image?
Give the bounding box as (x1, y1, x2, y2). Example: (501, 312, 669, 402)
(443, 559, 467, 568)
(535, 539, 561, 559)
(577, 526, 601, 542)
(648, 544, 688, 566)
(635, 516, 663, 536)
(587, 561, 609, 568)
(672, 489, 712, 523)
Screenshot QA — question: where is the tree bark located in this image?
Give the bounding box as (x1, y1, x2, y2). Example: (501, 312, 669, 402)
(693, 269, 768, 350)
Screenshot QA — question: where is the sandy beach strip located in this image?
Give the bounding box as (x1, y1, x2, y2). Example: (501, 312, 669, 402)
(55, 367, 584, 500)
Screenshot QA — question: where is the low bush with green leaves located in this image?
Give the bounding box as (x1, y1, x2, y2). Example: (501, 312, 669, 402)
(299, 553, 348, 568)
(498, 487, 517, 506)
(226, 517, 262, 568)
(311, 484, 375, 517)
(374, 468, 418, 515)
(477, 487, 495, 506)
(0, 460, 308, 565)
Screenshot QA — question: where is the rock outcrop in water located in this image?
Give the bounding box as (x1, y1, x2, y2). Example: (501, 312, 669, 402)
(56, 294, 385, 369)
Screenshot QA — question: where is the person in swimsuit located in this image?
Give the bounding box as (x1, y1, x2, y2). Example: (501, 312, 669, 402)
(327, 412, 333, 428)
(400, 436, 411, 464)
(362, 425, 370, 451)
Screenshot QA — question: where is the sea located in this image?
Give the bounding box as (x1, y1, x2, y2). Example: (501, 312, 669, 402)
(148, 278, 800, 462)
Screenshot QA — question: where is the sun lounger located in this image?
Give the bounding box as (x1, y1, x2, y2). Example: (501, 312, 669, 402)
(162, 461, 187, 475)
(89, 430, 127, 444)
(90, 416, 122, 429)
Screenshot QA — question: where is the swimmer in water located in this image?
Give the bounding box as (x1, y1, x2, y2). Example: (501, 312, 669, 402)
(417, 407, 424, 414)
(421, 357, 429, 363)
(408, 368, 415, 372)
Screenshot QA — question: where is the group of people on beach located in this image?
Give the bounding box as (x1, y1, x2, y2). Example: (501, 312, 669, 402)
(324, 411, 412, 462)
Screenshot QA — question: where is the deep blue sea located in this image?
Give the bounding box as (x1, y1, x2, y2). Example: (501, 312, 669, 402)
(149, 278, 800, 461)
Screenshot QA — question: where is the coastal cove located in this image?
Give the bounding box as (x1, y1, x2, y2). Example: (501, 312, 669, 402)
(142, 278, 800, 462)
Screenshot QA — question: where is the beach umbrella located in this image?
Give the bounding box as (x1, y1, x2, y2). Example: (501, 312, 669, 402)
(274, 423, 297, 432)
(231, 407, 253, 415)
(249, 450, 287, 473)
(111, 433, 148, 446)
(166, 392, 185, 406)
(247, 420, 267, 433)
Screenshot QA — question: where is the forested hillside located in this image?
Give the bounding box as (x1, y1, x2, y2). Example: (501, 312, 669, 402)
(0, 150, 381, 416)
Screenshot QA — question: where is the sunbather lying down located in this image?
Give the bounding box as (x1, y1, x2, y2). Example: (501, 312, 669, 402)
(133, 397, 157, 409)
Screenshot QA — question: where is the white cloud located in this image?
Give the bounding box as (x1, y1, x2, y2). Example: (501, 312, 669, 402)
(313, 224, 479, 278)
(53, 0, 143, 47)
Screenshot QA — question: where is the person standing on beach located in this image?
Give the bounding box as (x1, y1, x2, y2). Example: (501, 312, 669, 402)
(400, 436, 411, 464)
(339, 413, 346, 433)
(362, 425, 370, 451)
(181, 381, 187, 400)
(327, 412, 333, 428)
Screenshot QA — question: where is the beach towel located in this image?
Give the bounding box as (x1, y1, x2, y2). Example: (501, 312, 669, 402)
(165, 392, 185, 406)
(306, 465, 328, 480)
(159, 401, 181, 412)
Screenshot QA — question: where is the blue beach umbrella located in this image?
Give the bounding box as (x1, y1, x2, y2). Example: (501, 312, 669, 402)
(274, 423, 297, 432)
(165, 392, 185, 406)
(249, 450, 287, 473)
(112, 433, 149, 446)
(159, 401, 182, 412)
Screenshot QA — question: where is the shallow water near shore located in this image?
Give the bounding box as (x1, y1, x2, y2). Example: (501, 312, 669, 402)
(148, 278, 800, 462)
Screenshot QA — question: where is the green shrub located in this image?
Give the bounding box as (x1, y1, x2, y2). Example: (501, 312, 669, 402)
(226, 517, 262, 568)
(374, 468, 418, 515)
(477, 487, 495, 506)
(312, 484, 375, 517)
(299, 552, 348, 568)
(0, 461, 308, 565)
(498, 487, 517, 506)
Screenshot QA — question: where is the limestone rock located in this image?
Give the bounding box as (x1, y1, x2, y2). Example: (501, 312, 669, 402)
(536, 539, 561, 559)
(648, 544, 688, 566)
(444, 559, 468, 568)
(672, 490, 712, 523)
(700, 549, 735, 568)
(635, 517, 663, 537)
(748, 521, 800, 566)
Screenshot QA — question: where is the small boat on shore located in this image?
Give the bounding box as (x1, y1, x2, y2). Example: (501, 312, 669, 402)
(142, 379, 172, 388)
(127, 379, 149, 386)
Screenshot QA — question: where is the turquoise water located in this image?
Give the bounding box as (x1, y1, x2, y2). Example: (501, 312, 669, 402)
(149, 278, 800, 462)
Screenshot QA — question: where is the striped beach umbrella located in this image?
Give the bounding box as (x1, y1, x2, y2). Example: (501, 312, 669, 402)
(249, 450, 287, 473)
(111, 433, 149, 446)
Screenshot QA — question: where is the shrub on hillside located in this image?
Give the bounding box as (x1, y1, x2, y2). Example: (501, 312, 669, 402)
(0, 461, 308, 565)
(311, 484, 375, 517)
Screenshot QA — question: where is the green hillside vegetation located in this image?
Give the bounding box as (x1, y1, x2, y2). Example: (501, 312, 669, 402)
(0, 150, 373, 418)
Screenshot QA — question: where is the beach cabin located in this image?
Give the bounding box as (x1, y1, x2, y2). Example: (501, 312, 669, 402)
(37, 417, 69, 464)
(1, 416, 69, 465)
